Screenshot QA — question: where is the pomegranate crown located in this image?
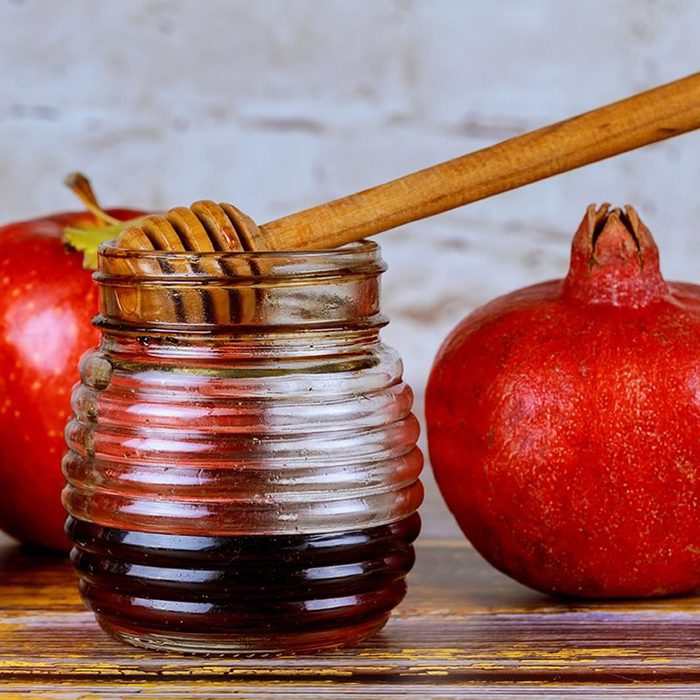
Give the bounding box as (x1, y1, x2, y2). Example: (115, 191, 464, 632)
(563, 203, 669, 308)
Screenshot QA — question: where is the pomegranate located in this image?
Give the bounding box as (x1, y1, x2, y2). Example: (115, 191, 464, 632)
(426, 204, 700, 598)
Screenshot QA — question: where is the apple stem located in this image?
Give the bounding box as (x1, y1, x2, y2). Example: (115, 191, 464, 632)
(64, 173, 121, 227)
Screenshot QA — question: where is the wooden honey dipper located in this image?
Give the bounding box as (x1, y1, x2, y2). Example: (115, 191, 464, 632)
(109, 72, 700, 325)
(114, 202, 261, 324)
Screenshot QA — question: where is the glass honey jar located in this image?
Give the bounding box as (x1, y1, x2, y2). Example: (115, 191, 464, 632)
(62, 241, 423, 653)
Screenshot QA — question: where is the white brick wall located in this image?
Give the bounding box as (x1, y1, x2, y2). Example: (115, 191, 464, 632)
(2, 0, 699, 534)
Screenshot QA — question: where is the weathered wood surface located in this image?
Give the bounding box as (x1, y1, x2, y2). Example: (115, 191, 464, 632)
(2, 529, 700, 699)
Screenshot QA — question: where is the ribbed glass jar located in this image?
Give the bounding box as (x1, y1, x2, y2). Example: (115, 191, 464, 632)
(62, 241, 423, 654)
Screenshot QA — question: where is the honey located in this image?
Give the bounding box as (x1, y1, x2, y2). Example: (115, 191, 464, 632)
(67, 514, 420, 653)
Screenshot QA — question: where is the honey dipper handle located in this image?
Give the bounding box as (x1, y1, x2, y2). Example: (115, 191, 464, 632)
(258, 72, 700, 250)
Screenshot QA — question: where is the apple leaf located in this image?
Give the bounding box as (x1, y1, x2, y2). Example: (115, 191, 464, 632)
(63, 223, 128, 270)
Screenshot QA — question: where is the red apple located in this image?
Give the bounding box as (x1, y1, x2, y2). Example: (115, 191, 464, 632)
(0, 179, 144, 551)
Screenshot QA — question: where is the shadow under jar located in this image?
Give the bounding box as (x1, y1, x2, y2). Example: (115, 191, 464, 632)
(62, 241, 423, 654)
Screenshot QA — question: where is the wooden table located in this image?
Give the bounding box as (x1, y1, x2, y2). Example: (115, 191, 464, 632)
(2, 483, 700, 699)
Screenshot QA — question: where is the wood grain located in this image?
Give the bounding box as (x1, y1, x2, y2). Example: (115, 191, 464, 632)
(2, 529, 700, 698)
(258, 72, 700, 252)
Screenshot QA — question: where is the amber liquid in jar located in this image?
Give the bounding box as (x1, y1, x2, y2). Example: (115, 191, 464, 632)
(67, 514, 420, 652)
(63, 242, 423, 653)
